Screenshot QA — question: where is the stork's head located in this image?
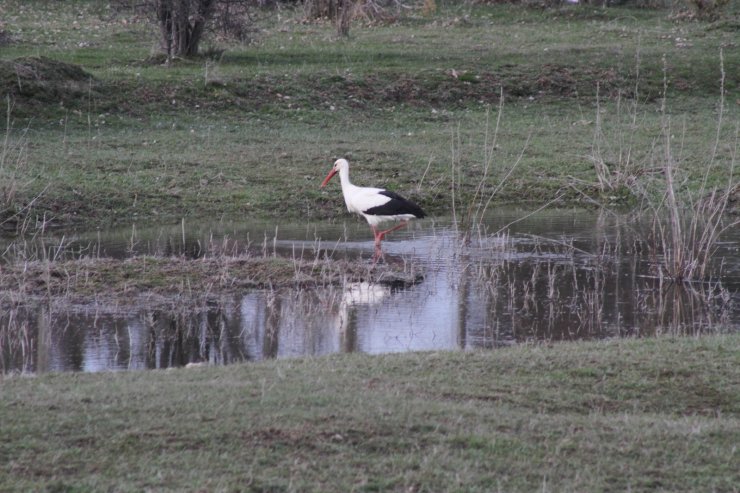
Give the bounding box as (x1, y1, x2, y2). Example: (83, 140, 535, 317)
(320, 158, 349, 188)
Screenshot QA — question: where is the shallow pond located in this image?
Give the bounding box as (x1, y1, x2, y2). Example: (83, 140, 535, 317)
(2, 208, 739, 373)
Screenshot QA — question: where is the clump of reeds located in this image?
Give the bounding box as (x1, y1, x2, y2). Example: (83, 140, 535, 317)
(584, 84, 644, 200)
(640, 52, 737, 283)
(586, 51, 738, 283)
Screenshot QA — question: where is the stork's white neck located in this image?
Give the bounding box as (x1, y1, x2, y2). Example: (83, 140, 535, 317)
(338, 163, 352, 189)
(336, 162, 361, 213)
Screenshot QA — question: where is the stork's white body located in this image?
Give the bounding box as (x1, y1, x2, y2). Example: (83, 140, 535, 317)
(339, 182, 418, 226)
(321, 158, 426, 248)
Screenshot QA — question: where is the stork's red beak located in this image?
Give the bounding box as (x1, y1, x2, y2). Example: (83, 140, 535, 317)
(320, 168, 337, 188)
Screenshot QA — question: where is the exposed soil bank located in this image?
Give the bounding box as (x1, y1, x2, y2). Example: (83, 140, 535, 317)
(0, 254, 422, 308)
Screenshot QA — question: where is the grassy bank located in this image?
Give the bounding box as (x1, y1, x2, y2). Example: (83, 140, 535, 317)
(1, 335, 738, 491)
(1, 1, 738, 228)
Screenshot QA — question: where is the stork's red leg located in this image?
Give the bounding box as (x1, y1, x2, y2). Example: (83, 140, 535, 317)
(371, 221, 409, 247)
(372, 243, 384, 264)
(378, 221, 409, 238)
(371, 225, 383, 247)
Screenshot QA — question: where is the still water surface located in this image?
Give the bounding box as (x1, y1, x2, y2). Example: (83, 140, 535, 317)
(2, 208, 739, 373)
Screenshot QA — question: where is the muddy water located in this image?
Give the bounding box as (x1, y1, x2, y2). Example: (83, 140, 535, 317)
(2, 208, 739, 373)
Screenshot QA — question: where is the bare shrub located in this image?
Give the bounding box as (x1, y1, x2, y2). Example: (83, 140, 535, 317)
(687, 0, 731, 19)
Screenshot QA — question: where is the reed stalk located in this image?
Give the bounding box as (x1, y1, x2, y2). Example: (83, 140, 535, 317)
(451, 90, 531, 244)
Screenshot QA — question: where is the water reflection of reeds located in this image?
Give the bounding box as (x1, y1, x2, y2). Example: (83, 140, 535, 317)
(457, 231, 736, 347)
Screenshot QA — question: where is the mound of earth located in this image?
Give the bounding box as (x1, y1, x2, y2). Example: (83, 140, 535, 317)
(0, 57, 97, 113)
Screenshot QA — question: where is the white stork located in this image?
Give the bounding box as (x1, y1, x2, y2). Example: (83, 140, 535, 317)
(320, 158, 426, 248)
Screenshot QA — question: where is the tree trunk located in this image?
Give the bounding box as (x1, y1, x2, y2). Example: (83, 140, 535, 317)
(337, 0, 354, 37)
(156, 0, 217, 58)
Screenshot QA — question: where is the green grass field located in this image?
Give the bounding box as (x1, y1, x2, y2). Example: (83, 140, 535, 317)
(1, 335, 738, 491)
(1, 0, 738, 228)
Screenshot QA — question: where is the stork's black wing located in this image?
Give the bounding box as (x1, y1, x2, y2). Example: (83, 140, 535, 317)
(363, 190, 426, 218)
